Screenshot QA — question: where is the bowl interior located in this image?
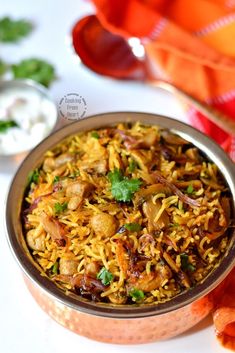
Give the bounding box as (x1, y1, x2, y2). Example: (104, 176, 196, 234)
(5, 112, 235, 318)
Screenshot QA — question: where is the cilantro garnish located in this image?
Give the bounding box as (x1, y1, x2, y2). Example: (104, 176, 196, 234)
(108, 169, 141, 202)
(180, 253, 195, 272)
(124, 223, 141, 232)
(54, 202, 68, 214)
(53, 176, 60, 184)
(186, 184, 194, 194)
(12, 58, 56, 87)
(91, 131, 100, 139)
(0, 17, 33, 42)
(0, 119, 18, 133)
(52, 261, 59, 274)
(97, 267, 113, 286)
(28, 168, 40, 184)
(129, 288, 145, 302)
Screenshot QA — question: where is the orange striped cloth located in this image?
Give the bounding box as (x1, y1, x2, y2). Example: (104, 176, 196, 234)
(92, 0, 235, 159)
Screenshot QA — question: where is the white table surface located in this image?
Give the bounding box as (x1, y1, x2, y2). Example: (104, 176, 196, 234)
(0, 1, 228, 352)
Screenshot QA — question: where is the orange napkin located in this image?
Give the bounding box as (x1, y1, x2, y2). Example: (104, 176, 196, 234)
(92, 0, 235, 159)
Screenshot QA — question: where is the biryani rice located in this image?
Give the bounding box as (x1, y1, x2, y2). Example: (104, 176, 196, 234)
(22, 122, 231, 305)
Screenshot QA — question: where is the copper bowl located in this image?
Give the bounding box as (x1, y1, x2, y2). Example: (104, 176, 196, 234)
(5, 112, 235, 344)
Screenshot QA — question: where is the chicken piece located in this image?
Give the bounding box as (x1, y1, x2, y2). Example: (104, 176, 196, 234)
(90, 212, 118, 237)
(80, 159, 107, 174)
(26, 229, 46, 251)
(67, 196, 82, 211)
(85, 261, 100, 278)
(66, 180, 94, 210)
(43, 157, 55, 172)
(43, 153, 74, 172)
(143, 198, 169, 232)
(59, 258, 78, 275)
(40, 212, 67, 246)
(66, 180, 94, 197)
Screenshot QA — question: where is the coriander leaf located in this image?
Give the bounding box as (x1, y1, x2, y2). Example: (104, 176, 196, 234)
(108, 169, 141, 202)
(111, 178, 141, 202)
(129, 159, 137, 172)
(186, 184, 194, 194)
(97, 267, 113, 286)
(91, 131, 100, 139)
(53, 176, 60, 184)
(28, 169, 40, 184)
(12, 58, 56, 87)
(0, 17, 33, 42)
(52, 261, 59, 274)
(129, 288, 145, 302)
(180, 253, 195, 272)
(0, 119, 18, 133)
(124, 223, 141, 232)
(54, 202, 68, 214)
(108, 168, 123, 184)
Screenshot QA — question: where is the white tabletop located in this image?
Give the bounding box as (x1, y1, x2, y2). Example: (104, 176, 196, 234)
(0, 1, 227, 352)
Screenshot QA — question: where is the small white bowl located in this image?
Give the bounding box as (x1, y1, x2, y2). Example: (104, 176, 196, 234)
(0, 79, 58, 156)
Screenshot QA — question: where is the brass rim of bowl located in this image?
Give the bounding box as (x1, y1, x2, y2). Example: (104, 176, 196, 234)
(5, 112, 235, 318)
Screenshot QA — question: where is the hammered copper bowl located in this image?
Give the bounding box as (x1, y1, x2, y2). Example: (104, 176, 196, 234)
(5, 112, 235, 344)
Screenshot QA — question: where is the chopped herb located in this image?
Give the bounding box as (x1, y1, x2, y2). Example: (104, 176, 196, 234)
(54, 202, 68, 214)
(12, 58, 56, 87)
(28, 169, 40, 184)
(0, 17, 33, 42)
(186, 184, 194, 194)
(180, 253, 195, 272)
(108, 169, 141, 202)
(0, 119, 18, 133)
(124, 223, 141, 232)
(129, 159, 137, 172)
(97, 267, 113, 286)
(91, 131, 100, 139)
(52, 261, 59, 274)
(53, 176, 60, 184)
(129, 288, 145, 302)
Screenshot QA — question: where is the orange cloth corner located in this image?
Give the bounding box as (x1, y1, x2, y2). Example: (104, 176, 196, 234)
(92, 0, 235, 156)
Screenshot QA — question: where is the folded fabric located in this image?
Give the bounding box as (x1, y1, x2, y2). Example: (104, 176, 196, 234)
(92, 0, 235, 159)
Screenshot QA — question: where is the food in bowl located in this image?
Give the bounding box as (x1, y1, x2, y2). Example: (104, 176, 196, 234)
(22, 122, 231, 305)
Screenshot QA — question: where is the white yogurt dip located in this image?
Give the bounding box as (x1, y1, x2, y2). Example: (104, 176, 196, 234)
(0, 81, 57, 155)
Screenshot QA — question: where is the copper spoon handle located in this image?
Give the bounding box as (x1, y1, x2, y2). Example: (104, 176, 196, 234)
(151, 80, 235, 136)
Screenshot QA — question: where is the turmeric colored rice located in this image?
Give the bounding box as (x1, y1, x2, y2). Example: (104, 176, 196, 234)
(22, 122, 231, 304)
